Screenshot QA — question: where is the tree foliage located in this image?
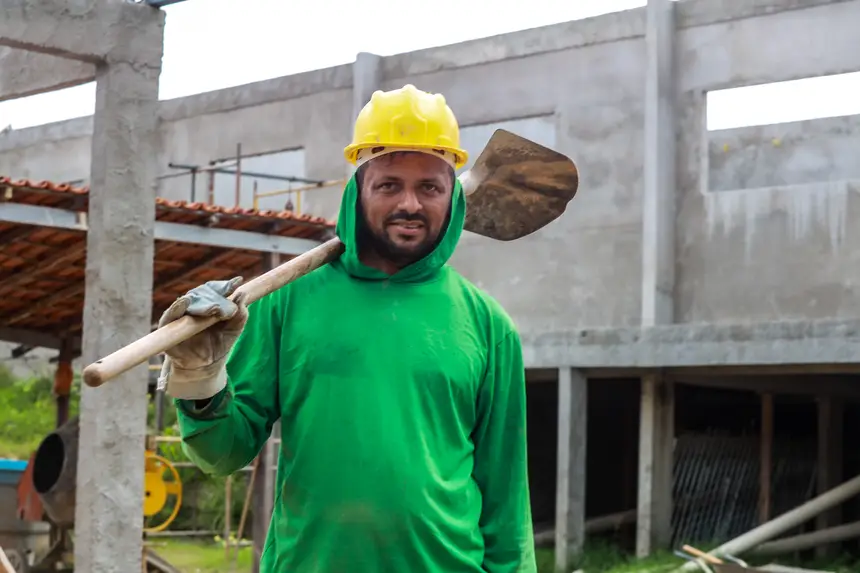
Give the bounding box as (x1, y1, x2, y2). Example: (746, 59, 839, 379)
(0, 362, 253, 535)
(0, 363, 79, 459)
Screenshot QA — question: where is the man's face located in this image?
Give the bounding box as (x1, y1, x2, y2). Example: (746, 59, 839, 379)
(358, 151, 454, 267)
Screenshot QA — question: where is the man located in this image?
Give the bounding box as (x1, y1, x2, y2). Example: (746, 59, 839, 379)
(159, 84, 536, 573)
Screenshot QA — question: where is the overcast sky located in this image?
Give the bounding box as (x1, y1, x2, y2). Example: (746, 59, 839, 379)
(0, 0, 858, 131)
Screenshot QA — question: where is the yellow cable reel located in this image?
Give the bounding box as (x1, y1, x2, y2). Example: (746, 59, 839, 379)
(143, 450, 183, 533)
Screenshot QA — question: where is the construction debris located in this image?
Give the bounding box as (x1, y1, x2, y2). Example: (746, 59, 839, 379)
(673, 544, 836, 573)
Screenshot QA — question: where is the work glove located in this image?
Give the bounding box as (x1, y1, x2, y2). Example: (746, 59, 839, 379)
(156, 277, 249, 400)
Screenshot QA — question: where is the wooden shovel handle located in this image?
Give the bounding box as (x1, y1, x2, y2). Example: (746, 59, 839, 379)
(82, 237, 345, 388)
(682, 545, 723, 564)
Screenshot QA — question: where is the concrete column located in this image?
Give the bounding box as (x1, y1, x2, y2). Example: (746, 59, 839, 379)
(347, 52, 382, 178)
(75, 12, 164, 573)
(636, 374, 674, 557)
(555, 368, 587, 572)
(352, 52, 383, 122)
(816, 396, 844, 558)
(640, 0, 677, 327)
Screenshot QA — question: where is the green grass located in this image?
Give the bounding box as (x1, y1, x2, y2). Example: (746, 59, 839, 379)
(537, 542, 680, 573)
(149, 540, 679, 573)
(147, 539, 253, 573)
(134, 537, 860, 573)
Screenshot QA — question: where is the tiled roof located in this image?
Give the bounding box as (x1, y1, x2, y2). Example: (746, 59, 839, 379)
(0, 176, 336, 227)
(0, 175, 336, 355)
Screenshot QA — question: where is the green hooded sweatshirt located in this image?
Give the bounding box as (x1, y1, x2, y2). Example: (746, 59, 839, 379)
(174, 173, 536, 573)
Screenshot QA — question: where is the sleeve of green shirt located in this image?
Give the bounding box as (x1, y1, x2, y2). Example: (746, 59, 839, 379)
(173, 293, 282, 476)
(473, 329, 537, 573)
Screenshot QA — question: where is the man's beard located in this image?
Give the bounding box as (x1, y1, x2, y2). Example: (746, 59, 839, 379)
(357, 210, 438, 268)
(355, 198, 452, 269)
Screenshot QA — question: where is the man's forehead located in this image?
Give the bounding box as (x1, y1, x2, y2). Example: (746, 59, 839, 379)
(364, 152, 451, 180)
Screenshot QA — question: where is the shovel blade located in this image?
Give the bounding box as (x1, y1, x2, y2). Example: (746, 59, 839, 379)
(463, 129, 579, 241)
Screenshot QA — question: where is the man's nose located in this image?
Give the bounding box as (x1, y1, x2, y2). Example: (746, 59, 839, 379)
(397, 189, 422, 213)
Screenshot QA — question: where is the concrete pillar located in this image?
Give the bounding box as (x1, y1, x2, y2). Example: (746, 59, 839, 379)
(816, 396, 844, 558)
(352, 52, 383, 122)
(555, 368, 587, 572)
(636, 374, 674, 557)
(640, 0, 677, 327)
(75, 11, 165, 573)
(347, 52, 382, 179)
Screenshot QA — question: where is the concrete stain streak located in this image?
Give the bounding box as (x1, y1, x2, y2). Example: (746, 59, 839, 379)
(704, 181, 855, 261)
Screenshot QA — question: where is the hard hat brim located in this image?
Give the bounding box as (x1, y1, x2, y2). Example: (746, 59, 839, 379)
(344, 142, 468, 170)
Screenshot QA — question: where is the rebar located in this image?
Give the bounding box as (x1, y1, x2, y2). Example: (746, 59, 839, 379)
(670, 433, 816, 547)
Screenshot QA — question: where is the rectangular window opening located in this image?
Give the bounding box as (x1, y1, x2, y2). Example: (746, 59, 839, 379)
(706, 72, 860, 193)
(0, 82, 96, 131)
(458, 115, 557, 175)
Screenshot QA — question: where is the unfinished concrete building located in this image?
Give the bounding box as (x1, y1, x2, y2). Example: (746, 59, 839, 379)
(3, 0, 860, 570)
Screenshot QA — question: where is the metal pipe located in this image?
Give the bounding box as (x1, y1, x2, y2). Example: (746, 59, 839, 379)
(207, 169, 215, 204)
(169, 162, 321, 185)
(252, 179, 345, 211)
(160, 160, 238, 178)
(673, 472, 860, 571)
(533, 509, 637, 546)
(235, 143, 242, 208)
(253, 178, 346, 199)
(752, 520, 860, 556)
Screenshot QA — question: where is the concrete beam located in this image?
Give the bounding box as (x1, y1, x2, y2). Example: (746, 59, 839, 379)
(636, 374, 674, 557)
(676, 375, 860, 400)
(641, 0, 676, 327)
(520, 319, 860, 371)
(382, 0, 848, 79)
(74, 9, 164, 571)
(0, 326, 80, 350)
(0, 48, 95, 102)
(0, 0, 163, 65)
(555, 368, 587, 572)
(0, 202, 322, 255)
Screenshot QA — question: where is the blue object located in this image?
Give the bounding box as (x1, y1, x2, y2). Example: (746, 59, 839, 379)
(0, 458, 27, 486)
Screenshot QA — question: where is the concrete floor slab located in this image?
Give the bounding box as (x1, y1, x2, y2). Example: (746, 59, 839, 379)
(521, 318, 860, 370)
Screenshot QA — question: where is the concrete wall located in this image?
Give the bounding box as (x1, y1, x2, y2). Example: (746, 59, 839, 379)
(3, 0, 860, 337)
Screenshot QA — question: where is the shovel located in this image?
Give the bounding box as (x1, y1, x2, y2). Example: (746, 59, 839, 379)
(82, 128, 579, 388)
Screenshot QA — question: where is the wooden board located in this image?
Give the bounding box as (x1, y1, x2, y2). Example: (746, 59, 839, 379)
(0, 545, 17, 573)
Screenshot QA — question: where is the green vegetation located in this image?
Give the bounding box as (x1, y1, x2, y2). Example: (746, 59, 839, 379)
(0, 363, 80, 459)
(141, 541, 680, 572)
(0, 362, 252, 535)
(148, 539, 253, 573)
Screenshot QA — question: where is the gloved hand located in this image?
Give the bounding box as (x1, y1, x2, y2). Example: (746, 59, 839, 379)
(156, 277, 249, 400)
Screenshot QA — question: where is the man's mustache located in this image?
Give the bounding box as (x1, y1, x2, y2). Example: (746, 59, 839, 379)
(385, 212, 428, 225)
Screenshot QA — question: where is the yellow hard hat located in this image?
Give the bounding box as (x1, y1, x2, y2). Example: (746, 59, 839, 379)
(344, 84, 468, 169)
